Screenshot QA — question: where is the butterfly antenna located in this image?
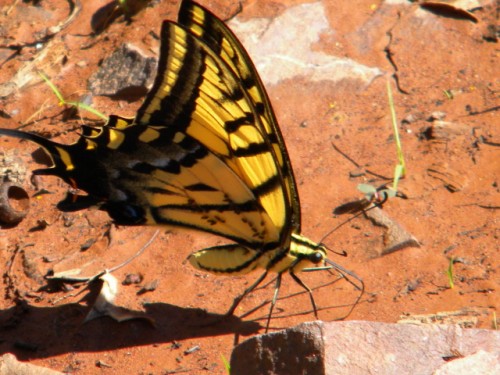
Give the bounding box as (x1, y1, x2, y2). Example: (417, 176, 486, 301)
(319, 209, 367, 244)
(324, 258, 365, 317)
(107, 230, 160, 273)
(320, 195, 391, 244)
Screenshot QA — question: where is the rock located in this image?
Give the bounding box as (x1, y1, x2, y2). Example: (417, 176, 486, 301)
(365, 207, 421, 256)
(231, 321, 324, 375)
(420, 120, 471, 141)
(230, 321, 500, 375)
(397, 308, 489, 328)
(427, 162, 467, 192)
(433, 350, 500, 375)
(0, 150, 27, 185)
(0, 182, 30, 226)
(0, 353, 63, 374)
(88, 43, 157, 98)
(228, 2, 382, 87)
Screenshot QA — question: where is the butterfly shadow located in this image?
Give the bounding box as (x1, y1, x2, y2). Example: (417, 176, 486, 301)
(0, 299, 261, 360)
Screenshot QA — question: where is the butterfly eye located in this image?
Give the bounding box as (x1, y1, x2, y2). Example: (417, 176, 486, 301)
(310, 251, 324, 264)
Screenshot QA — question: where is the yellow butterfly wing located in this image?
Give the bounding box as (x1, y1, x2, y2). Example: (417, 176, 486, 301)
(127, 2, 300, 248)
(177, 1, 301, 236)
(0, 1, 296, 251)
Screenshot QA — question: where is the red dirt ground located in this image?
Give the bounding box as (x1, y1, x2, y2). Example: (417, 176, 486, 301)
(0, 0, 498, 374)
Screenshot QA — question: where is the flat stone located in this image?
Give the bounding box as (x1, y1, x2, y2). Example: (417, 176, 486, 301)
(434, 350, 500, 375)
(230, 320, 500, 375)
(365, 207, 421, 256)
(228, 2, 382, 87)
(0, 353, 63, 375)
(87, 43, 157, 98)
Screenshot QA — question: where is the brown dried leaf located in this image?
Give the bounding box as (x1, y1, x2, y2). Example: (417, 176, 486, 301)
(419, 1, 479, 23)
(84, 272, 154, 325)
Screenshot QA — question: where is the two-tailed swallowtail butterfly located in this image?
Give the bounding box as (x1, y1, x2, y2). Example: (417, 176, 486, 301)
(0, 0, 362, 330)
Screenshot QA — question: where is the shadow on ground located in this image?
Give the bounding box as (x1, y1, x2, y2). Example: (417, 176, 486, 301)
(0, 301, 260, 360)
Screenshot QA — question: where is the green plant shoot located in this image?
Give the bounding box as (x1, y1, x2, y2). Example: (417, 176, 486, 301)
(446, 257, 455, 289)
(39, 72, 108, 121)
(353, 81, 407, 203)
(386, 80, 406, 192)
(221, 354, 231, 374)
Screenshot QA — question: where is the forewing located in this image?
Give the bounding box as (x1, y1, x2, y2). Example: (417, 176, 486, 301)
(178, 1, 301, 235)
(134, 15, 292, 245)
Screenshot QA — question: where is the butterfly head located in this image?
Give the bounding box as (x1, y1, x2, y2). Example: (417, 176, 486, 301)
(261, 233, 327, 274)
(287, 234, 327, 273)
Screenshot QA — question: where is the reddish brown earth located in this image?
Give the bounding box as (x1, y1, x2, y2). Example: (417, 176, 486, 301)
(0, 0, 498, 374)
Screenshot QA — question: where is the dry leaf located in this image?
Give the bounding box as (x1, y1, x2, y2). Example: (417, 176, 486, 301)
(84, 272, 154, 325)
(419, 1, 479, 23)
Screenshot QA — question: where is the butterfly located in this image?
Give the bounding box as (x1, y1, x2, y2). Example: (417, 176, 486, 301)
(0, 0, 362, 330)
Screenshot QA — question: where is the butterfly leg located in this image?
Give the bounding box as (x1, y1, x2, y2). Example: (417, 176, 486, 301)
(264, 272, 284, 332)
(290, 272, 319, 319)
(224, 270, 269, 318)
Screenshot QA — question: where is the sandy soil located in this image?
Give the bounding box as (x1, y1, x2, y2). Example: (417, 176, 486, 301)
(0, 0, 498, 374)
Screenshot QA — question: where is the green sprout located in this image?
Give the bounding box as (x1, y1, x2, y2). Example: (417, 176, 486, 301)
(446, 257, 455, 289)
(221, 354, 231, 374)
(353, 81, 407, 204)
(39, 72, 108, 120)
(386, 80, 406, 192)
(443, 89, 454, 100)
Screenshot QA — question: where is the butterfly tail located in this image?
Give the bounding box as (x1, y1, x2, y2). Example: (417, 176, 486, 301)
(0, 128, 81, 185)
